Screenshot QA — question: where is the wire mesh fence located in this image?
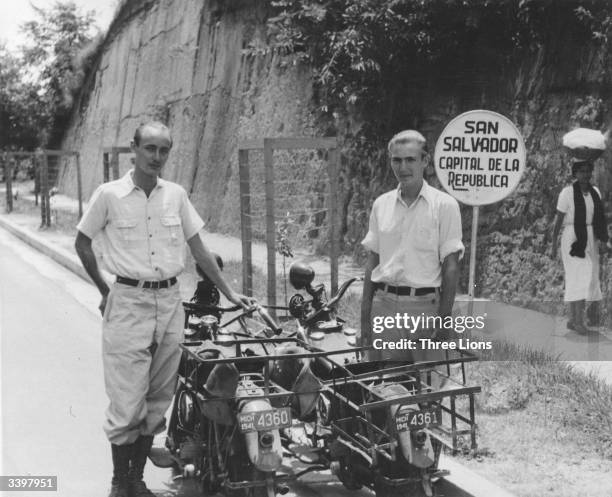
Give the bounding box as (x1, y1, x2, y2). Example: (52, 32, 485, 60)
(1, 153, 37, 213)
(102, 147, 132, 181)
(242, 149, 333, 248)
(0, 150, 82, 227)
(238, 137, 340, 309)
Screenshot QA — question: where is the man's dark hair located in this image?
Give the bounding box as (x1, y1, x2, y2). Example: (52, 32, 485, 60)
(133, 121, 173, 147)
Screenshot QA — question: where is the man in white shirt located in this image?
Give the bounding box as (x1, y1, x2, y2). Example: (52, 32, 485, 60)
(75, 121, 253, 497)
(360, 130, 464, 361)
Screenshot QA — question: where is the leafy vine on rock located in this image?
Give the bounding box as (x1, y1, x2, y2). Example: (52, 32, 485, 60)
(260, 0, 612, 315)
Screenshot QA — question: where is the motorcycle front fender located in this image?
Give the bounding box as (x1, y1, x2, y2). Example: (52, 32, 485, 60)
(244, 429, 283, 472)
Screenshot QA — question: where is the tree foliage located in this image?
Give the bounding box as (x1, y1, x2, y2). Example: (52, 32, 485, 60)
(266, 0, 612, 309)
(0, 45, 45, 150)
(268, 0, 611, 124)
(0, 1, 99, 150)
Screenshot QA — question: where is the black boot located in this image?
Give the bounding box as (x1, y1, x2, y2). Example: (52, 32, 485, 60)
(109, 443, 132, 497)
(128, 435, 156, 497)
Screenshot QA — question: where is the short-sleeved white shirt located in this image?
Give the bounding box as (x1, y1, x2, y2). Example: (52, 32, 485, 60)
(556, 184, 599, 226)
(361, 181, 464, 287)
(77, 170, 205, 280)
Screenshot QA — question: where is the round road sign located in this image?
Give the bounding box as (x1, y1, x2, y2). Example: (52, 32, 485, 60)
(433, 110, 526, 206)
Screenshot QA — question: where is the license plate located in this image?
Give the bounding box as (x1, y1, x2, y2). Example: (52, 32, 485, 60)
(396, 407, 442, 432)
(237, 407, 292, 433)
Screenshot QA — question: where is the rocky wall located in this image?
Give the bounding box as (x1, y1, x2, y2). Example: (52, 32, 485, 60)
(61, 0, 612, 303)
(61, 0, 317, 232)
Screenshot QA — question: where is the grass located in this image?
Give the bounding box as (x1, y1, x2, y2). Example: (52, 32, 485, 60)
(325, 285, 612, 494)
(455, 341, 612, 496)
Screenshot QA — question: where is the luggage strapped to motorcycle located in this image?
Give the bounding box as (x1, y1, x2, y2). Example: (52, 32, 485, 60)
(178, 337, 366, 403)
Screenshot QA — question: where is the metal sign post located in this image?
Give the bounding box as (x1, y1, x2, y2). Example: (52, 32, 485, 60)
(468, 206, 479, 298)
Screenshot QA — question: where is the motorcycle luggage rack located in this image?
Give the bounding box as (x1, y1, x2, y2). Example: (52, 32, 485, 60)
(186, 373, 295, 404)
(318, 350, 481, 457)
(179, 340, 362, 402)
(331, 415, 396, 464)
(327, 386, 478, 457)
(179, 339, 364, 365)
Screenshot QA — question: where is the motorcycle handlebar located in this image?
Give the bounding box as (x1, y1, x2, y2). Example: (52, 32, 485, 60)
(184, 301, 283, 335)
(327, 277, 362, 308)
(303, 277, 362, 324)
(182, 302, 242, 314)
(255, 305, 283, 335)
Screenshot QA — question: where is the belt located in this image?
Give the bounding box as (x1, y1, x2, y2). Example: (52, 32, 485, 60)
(116, 276, 178, 289)
(373, 282, 437, 296)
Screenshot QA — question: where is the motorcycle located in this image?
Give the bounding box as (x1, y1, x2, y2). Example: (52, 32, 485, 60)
(283, 262, 482, 497)
(152, 260, 481, 497)
(152, 263, 358, 497)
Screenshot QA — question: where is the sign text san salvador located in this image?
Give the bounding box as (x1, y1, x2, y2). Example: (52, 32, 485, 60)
(434, 111, 526, 206)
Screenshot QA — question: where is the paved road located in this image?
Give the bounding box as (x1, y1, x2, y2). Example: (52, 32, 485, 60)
(0, 228, 476, 497)
(0, 229, 111, 496)
(0, 231, 345, 496)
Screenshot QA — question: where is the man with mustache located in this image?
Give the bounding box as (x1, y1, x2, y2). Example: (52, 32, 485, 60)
(75, 121, 253, 497)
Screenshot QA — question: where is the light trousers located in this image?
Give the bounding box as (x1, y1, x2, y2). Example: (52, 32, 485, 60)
(102, 283, 183, 445)
(368, 290, 443, 362)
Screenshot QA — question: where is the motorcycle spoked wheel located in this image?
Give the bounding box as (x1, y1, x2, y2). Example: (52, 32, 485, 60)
(225, 436, 276, 497)
(166, 389, 230, 494)
(225, 458, 275, 497)
(374, 473, 436, 497)
(372, 448, 439, 497)
(336, 456, 363, 491)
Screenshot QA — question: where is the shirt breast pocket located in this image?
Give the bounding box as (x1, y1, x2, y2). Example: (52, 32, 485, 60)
(161, 215, 183, 245)
(115, 218, 138, 246)
(412, 223, 438, 252)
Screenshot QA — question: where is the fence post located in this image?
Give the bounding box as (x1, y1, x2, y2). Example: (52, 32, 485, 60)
(111, 148, 120, 180)
(75, 152, 83, 219)
(103, 152, 110, 182)
(328, 147, 339, 296)
(33, 154, 40, 206)
(239, 149, 253, 296)
(264, 138, 276, 315)
(40, 152, 51, 227)
(3, 154, 13, 213)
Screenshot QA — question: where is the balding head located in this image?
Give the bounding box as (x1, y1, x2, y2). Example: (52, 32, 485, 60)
(133, 121, 173, 148)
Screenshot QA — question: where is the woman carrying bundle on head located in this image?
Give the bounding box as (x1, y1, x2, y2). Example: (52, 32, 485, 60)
(551, 159, 608, 334)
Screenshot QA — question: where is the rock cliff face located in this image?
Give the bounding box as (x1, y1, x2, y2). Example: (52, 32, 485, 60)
(61, 0, 316, 232)
(62, 0, 612, 305)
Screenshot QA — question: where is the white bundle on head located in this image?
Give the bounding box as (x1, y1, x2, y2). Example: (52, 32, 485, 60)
(562, 128, 607, 161)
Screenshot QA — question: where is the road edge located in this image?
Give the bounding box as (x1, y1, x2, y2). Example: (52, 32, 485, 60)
(0, 215, 112, 284)
(0, 213, 518, 497)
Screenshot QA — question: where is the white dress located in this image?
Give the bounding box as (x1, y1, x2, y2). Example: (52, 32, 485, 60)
(557, 185, 602, 302)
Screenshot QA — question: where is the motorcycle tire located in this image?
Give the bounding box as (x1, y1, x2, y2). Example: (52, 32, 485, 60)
(335, 457, 363, 490)
(374, 450, 437, 497)
(374, 474, 436, 497)
(225, 454, 273, 497)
